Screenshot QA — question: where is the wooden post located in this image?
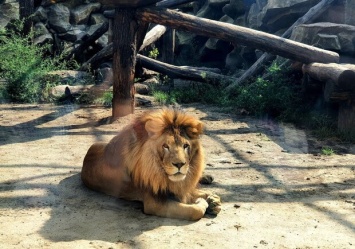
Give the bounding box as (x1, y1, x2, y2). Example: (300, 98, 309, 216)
(112, 8, 148, 119)
(100, 0, 151, 120)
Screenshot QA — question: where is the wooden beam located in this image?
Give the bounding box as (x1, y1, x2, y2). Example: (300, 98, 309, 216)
(136, 7, 339, 65)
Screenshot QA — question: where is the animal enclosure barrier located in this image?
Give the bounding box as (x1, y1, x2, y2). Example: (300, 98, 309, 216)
(95, 0, 355, 133)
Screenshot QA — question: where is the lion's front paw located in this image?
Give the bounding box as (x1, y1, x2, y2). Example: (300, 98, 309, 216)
(195, 197, 209, 210)
(206, 194, 222, 215)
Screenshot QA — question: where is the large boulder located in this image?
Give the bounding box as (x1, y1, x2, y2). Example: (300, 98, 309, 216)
(70, 2, 101, 25)
(345, 0, 355, 25)
(290, 22, 355, 56)
(0, 1, 19, 29)
(253, 0, 320, 32)
(47, 4, 72, 33)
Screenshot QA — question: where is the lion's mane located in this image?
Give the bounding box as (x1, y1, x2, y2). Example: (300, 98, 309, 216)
(103, 107, 205, 201)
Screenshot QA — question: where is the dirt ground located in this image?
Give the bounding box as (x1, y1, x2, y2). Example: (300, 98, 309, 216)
(0, 103, 354, 249)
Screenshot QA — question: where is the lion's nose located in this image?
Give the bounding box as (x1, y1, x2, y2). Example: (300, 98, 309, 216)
(172, 162, 186, 169)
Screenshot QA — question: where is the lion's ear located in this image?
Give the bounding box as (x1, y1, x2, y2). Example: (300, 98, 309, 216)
(186, 121, 204, 139)
(145, 119, 164, 138)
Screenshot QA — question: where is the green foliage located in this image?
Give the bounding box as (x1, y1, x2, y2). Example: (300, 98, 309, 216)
(0, 21, 77, 103)
(321, 147, 335, 156)
(148, 47, 159, 59)
(94, 90, 113, 107)
(231, 63, 301, 118)
(152, 82, 227, 105)
(152, 90, 175, 105)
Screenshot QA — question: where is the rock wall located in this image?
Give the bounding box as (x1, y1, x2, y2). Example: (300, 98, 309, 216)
(1, 0, 354, 75)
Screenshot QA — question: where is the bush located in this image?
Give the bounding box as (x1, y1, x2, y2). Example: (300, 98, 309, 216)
(0, 21, 77, 103)
(231, 63, 302, 118)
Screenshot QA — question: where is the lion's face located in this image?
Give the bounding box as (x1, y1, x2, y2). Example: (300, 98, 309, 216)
(159, 135, 191, 182)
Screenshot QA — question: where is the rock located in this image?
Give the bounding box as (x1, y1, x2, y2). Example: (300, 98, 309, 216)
(222, 0, 247, 19)
(71, 3, 101, 25)
(46, 70, 94, 86)
(58, 26, 87, 42)
(290, 22, 355, 55)
(89, 13, 107, 25)
(257, 0, 320, 32)
(47, 4, 72, 33)
(0, 1, 19, 29)
(33, 22, 53, 46)
(95, 67, 113, 85)
(135, 83, 150, 95)
(345, 0, 355, 25)
(225, 47, 244, 71)
(196, 0, 225, 20)
(33, 6, 48, 23)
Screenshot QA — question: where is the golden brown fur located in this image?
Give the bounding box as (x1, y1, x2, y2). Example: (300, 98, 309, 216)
(81, 107, 221, 220)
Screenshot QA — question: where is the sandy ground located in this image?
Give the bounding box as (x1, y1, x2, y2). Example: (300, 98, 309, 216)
(0, 103, 354, 249)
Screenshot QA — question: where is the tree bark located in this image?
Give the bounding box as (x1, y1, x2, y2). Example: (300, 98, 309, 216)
(225, 0, 337, 91)
(136, 7, 339, 64)
(111, 8, 148, 120)
(137, 54, 235, 86)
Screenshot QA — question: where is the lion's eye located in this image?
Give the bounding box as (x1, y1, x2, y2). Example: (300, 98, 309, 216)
(163, 144, 169, 150)
(183, 143, 190, 149)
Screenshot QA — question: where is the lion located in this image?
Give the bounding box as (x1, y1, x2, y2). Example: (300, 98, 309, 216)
(81, 107, 221, 221)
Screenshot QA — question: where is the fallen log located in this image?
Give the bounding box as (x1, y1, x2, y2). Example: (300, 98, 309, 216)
(136, 7, 339, 65)
(225, 0, 337, 91)
(303, 63, 355, 91)
(303, 63, 355, 102)
(137, 54, 235, 86)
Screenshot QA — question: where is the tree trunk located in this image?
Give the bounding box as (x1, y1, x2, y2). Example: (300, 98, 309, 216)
(136, 7, 339, 64)
(225, 0, 337, 91)
(111, 8, 148, 120)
